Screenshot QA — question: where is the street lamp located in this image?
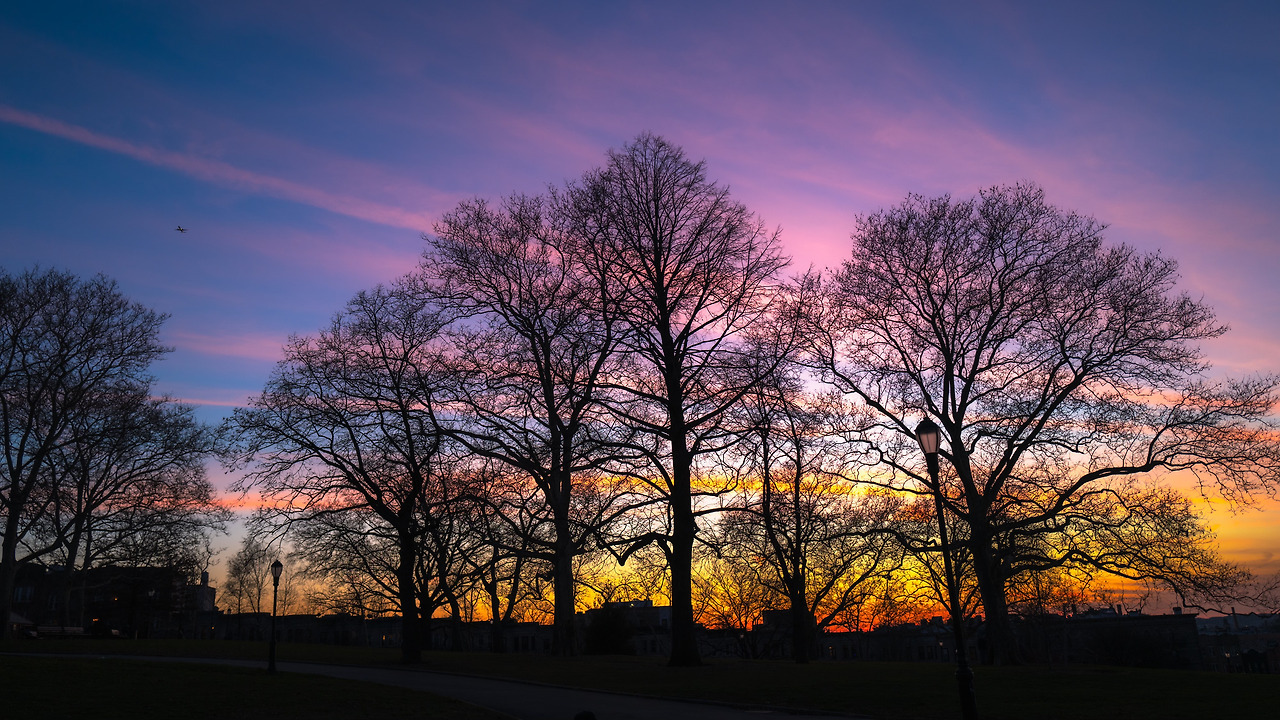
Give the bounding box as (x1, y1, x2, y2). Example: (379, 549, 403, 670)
(915, 418, 979, 720)
(268, 559, 283, 674)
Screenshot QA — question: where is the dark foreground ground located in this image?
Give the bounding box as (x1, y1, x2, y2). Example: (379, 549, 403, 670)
(4, 638, 1279, 720)
(0, 655, 502, 720)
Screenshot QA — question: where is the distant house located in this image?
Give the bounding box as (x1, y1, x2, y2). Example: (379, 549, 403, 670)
(580, 600, 672, 655)
(1197, 610, 1280, 673)
(1054, 610, 1202, 669)
(9, 564, 217, 638)
(5, 610, 35, 637)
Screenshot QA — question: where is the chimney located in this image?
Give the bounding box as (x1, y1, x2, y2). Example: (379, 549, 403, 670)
(200, 571, 209, 587)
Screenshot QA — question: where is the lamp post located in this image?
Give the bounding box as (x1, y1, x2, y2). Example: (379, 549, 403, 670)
(268, 559, 283, 674)
(916, 418, 979, 720)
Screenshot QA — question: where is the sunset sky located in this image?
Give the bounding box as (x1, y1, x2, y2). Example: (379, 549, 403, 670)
(3, 1, 1278, 581)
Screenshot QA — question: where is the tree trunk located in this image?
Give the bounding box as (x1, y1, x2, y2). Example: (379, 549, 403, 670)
(56, 528, 85, 628)
(396, 537, 422, 663)
(75, 532, 93, 628)
(970, 535, 1016, 665)
(668, 434, 701, 666)
(446, 595, 466, 651)
(553, 523, 577, 655)
(486, 580, 506, 653)
(789, 592, 811, 663)
(0, 510, 24, 635)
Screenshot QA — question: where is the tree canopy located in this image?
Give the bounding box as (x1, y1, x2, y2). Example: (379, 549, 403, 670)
(805, 183, 1280, 661)
(222, 146, 1278, 667)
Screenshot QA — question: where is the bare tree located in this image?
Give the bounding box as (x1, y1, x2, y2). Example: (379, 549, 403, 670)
(453, 462, 563, 651)
(280, 457, 484, 651)
(228, 280, 452, 663)
(807, 184, 1280, 662)
(723, 367, 904, 662)
(691, 550, 776, 653)
(222, 535, 274, 614)
(1000, 483, 1253, 611)
(1, 268, 170, 634)
(559, 133, 790, 665)
(287, 509, 406, 616)
(422, 194, 631, 654)
(31, 389, 226, 625)
(417, 463, 492, 651)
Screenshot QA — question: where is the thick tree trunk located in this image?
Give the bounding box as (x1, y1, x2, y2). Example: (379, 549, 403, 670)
(668, 508, 699, 665)
(954, 450, 1016, 665)
(789, 468, 809, 664)
(0, 510, 24, 635)
(396, 537, 422, 663)
(553, 526, 577, 655)
(485, 581, 506, 652)
(446, 595, 466, 651)
(970, 536, 1016, 665)
(668, 434, 701, 667)
(789, 592, 811, 663)
(75, 532, 93, 628)
(56, 528, 84, 628)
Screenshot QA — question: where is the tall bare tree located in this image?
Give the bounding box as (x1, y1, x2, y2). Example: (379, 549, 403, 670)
(1, 268, 170, 634)
(807, 184, 1280, 662)
(228, 281, 452, 663)
(559, 133, 790, 665)
(422, 194, 630, 654)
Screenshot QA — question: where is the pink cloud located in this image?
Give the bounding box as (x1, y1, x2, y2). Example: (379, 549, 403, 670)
(168, 394, 256, 409)
(151, 382, 261, 413)
(0, 104, 436, 231)
(1200, 334, 1280, 377)
(167, 330, 286, 363)
(213, 221, 424, 287)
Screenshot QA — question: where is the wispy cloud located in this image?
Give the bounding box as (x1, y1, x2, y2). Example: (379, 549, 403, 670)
(0, 104, 435, 231)
(167, 330, 286, 363)
(227, 223, 424, 285)
(169, 394, 255, 409)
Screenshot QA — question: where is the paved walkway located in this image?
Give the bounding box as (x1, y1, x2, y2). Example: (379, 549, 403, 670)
(272, 660, 857, 720)
(49, 655, 867, 720)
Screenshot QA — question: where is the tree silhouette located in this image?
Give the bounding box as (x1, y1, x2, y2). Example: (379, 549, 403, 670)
(36, 390, 226, 625)
(723, 368, 905, 662)
(229, 281, 453, 663)
(1, 268, 172, 634)
(222, 535, 274, 614)
(422, 194, 631, 654)
(559, 133, 790, 665)
(807, 184, 1280, 663)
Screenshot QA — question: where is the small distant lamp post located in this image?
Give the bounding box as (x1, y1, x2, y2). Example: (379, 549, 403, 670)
(268, 559, 283, 674)
(916, 418, 979, 720)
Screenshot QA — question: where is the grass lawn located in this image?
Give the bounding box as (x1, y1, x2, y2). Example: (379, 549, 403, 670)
(0, 654, 504, 720)
(0, 636, 404, 665)
(6, 637, 1279, 719)
(414, 651, 1280, 720)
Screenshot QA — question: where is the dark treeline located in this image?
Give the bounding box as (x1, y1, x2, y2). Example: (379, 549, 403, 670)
(0, 268, 230, 635)
(225, 134, 1280, 667)
(8, 134, 1272, 669)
